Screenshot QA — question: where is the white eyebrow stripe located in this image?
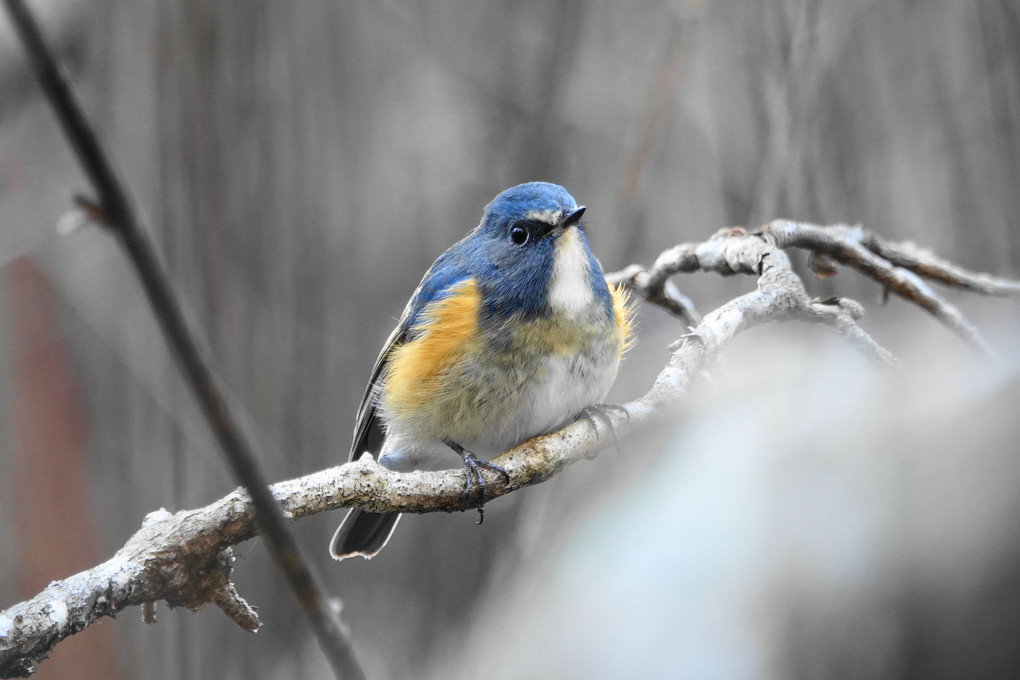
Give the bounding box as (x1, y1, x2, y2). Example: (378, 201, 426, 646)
(525, 208, 563, 225)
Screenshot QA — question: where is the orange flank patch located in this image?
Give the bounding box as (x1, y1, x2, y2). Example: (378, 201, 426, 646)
(383, 278, 482, 419)
(610, 281, 636, 355)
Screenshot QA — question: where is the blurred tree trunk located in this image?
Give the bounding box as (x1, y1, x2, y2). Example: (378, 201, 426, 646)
(4, 257, 126, 680)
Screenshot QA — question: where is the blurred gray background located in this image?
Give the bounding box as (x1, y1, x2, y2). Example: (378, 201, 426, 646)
(1, 0, 1019, 678)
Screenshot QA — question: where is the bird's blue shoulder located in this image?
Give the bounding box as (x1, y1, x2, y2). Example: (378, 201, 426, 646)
(401, 239, 477, 336)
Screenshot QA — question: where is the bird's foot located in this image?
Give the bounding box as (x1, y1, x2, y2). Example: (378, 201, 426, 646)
(579, 403, 629, 459)
(443, 440, 510, 525)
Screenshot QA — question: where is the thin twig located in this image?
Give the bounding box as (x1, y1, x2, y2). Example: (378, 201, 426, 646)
(1, 2, 365, 678)
(646, 230, 899, 367)
(762, 221, 998, 358)
(802, 296, 899, 367)
(861, 232, 1020, 297)
(607, 263, 702, 326)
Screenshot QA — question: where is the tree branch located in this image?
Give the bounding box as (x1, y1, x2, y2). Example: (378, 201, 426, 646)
(861, 232, 1020, 297)
(9, 221, 1013, 676)
(762, 221, 1004, 357)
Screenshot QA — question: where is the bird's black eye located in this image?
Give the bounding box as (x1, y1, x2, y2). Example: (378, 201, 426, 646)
(509, 225, 528, 245)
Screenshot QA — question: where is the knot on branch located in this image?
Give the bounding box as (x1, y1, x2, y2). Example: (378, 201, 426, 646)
(120, 510, 260, 631)
(811, 296, 865, 320)
(142, 546, 258, 631)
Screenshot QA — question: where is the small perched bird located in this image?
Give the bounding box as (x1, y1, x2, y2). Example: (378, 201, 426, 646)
(330, 182, 632, 560)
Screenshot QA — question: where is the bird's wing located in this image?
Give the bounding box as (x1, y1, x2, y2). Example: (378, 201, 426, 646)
(348, 245, 475, 461)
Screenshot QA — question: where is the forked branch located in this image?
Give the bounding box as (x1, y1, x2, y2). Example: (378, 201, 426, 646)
(4, 222, 1016, 677)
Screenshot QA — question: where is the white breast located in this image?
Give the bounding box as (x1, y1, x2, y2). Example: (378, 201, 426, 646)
(517, 350, 620, 443)
(547, 228, 594, 316)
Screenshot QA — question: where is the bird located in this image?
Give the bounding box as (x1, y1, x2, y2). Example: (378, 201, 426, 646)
(330, 181, 633, 560)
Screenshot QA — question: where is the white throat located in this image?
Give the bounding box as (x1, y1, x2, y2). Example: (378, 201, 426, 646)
(547, 228, 594, 315)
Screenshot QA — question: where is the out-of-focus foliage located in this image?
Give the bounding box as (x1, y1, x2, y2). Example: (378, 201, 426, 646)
(1, 1, 1018, 678)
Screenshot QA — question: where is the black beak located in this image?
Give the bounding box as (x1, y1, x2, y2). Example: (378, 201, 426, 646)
(561, 206, 586, 228)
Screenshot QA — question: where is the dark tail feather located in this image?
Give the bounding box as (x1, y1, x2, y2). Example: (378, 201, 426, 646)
(329, 509, 401, 560)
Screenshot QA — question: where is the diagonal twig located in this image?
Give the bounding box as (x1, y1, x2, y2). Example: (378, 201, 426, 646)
(762, 221, 999, 358)
(1, 1, 365, 678)
(607, 263, 702, 327)
(860, 232, 1020, 297)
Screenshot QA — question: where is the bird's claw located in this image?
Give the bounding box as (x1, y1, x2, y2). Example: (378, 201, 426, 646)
(444, 440, 510, 525)
(579, 403, 629, 459)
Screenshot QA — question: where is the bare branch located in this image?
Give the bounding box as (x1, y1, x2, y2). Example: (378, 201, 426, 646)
(3, 222, 943, 676)
(621, 221, 1015, 360)
(802, 296, 899, 367)
(762, 221, 998, 357)
(609, 226, 901, 366)
(607, 263, 702, 326)
(862, 233, 1020, 297)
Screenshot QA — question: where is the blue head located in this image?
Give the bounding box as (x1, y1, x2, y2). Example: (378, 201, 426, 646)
(479, 182, 580, 236)
(407, 183, 614, 329)
(465, 182, 613, 319)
